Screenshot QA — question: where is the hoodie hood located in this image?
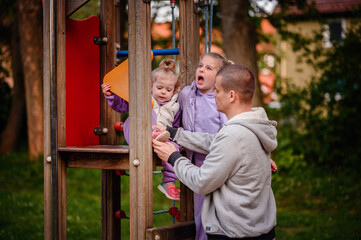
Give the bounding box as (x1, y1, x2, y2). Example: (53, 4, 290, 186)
(224, 107, 277, 152)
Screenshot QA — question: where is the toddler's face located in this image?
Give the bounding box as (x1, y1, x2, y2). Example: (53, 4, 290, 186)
(195, 55, 221, 94)
(152, 77, 176, 103)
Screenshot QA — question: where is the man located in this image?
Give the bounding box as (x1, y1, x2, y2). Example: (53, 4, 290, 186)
(152, 64, 277, 239)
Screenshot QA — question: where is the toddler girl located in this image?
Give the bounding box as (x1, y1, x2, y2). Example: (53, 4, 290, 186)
(101, 59, 182, 201)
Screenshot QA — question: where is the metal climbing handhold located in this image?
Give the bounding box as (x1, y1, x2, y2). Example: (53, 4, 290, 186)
(114, 122, 124, 131)
(168, 206, 179, 217)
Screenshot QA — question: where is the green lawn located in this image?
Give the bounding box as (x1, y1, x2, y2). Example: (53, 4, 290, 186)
(0, 152, 360, 239)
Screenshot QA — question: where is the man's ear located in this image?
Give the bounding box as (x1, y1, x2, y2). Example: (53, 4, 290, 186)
(229, 90, 236, 103)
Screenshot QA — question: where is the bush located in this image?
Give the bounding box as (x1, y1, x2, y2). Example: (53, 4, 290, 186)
(270, 18, 361, 170)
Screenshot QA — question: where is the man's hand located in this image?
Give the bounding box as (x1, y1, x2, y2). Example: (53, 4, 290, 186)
(152, 139, 177, 162)
(152, 125, 166, 132)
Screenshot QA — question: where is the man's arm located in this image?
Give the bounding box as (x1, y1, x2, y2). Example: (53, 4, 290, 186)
(153, 130, 240, 195)
(167, 126, 216, 154)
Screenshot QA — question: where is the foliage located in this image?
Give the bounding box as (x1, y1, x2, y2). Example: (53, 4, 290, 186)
(269, 11, 361, 170)
(69, 0, 100, 20)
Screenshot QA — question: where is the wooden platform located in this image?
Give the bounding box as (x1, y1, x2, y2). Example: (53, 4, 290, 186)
(58, 145, 129, 170)
(146, 221, 196, 240)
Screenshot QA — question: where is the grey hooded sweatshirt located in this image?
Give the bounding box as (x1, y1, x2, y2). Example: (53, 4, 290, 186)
(167, 107, 277, 238)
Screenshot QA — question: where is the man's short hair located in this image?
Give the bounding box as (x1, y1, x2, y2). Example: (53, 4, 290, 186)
(217, 64, 256, 103)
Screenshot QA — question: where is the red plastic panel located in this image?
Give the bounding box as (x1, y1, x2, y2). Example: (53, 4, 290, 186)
(66, 16, 100, 146)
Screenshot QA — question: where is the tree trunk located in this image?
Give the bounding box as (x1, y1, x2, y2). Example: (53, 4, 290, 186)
(0, 18, 26, 155)
(220, 0, 263, 107)
(17, 0, 43, 160)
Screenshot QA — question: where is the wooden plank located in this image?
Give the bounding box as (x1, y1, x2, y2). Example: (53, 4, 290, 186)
(60, 151, 129, 170)
(66, 0, 89, 17)
(99, 0, 121, 239)
(178, 0, 200, 223)
(128, 1, 153, 239)
(100, 0, 120, 146)
(101, 170, 121, 240)
(59, 155, 67, 240)
(43, 0, 52, 239)
(54, 0, 68, 239)
(145, 221, 196, 240)
(58, 145, 129, 154)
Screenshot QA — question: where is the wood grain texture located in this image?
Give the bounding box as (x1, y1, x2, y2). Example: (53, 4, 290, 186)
(43, 0, 52, 238)
(128, 1, 153, 239)
(178, 0, 199, 223)
(146, 221, 196, 240)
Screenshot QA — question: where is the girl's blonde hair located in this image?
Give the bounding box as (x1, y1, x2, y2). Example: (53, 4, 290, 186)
(151, 59, 180, 91)
(201, 52, 234, 70)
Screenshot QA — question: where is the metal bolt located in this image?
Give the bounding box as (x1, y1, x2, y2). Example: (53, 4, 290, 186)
(102, 37, 108, 43)
(102, 128, 108, 134)
(155, 235, 160, 240)
(46, 156, 52, 163)
(133, 159, 140, 167)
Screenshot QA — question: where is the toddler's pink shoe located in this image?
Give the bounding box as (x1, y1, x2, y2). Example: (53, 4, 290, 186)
(158, 182, 180, 201)
(152, 130, 170, 142)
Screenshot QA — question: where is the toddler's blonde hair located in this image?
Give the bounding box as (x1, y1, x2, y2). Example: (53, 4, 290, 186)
(152, 59, 180, 92)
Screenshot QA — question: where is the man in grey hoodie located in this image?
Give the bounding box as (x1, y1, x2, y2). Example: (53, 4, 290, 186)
(152, 64, 277, 239)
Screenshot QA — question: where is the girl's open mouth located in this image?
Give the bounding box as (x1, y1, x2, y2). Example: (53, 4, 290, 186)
(197, 75, 204, 85)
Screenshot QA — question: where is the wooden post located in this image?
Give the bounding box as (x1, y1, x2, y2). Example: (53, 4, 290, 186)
(128, 1, 153, 239)
(43, 0, 52, 239)
(99, 0, 121, 239)
(178, 0, 200, 222)
(54, 0, 68, 238)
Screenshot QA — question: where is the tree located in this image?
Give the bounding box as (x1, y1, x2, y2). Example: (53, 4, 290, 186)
(0, 0, 43, 160)
(0, 15, 26, 156)
(17, 0, 43, 160)
(220, 0, 263, 107)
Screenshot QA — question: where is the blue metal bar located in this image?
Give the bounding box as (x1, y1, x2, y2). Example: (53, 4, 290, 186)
(153, 210, 169, 215)
(117, 48, 179, 58)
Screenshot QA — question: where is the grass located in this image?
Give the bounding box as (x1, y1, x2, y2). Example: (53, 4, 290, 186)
(0, 151, 360, 239)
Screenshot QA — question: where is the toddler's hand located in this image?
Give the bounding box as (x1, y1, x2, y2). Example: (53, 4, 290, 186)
(271, 159, 277, 172)
(101, 83, 113, 96)
(152, 125, 166, 132)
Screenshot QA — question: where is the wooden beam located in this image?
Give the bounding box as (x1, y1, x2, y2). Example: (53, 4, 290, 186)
(145, 221, 196, 240)
(53, 0, 68, 238)
(43, 0, 52, 238)
(128, 1, 153, 239)
(99, 0, 121, 238)
(178, 0, 200, 223)
(57, 147, 130, 170)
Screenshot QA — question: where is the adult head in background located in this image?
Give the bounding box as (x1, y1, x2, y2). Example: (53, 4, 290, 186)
(153, 64, 277, 240)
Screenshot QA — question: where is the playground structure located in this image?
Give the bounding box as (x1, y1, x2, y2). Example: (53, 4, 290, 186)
(43, 0, 204, 239)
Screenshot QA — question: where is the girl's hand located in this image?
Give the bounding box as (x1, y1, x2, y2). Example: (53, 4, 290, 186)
(101, 83, 113, 96)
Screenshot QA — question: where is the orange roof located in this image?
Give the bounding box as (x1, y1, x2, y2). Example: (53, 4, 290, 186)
(275, 0, 361, 15)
